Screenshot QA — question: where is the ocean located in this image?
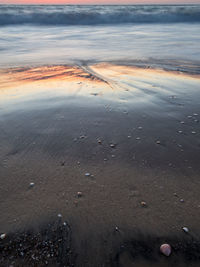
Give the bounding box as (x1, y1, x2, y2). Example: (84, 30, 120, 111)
(0, 5, 200, 68)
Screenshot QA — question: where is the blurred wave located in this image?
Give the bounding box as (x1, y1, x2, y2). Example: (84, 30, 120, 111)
(0, 5, 200, 26)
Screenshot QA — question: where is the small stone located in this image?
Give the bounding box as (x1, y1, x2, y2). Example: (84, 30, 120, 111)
(110, 144, 116, 148)
(98, 139, 102, 144)
(85, 173, 90, 177)
(180, 199, 184, 203)
(180, 121, 185, 124)
(80, 135, 86, 139)
(193, 113, 198, 116)
(57, 213, 62, 218)
(187, 115, 192, 118)
(77, 191, 83, 198)
(127, 135, 131, 138)
(141, 201, 147, 207)
(160, 244, 172, 256)
(138, 126, 143, 130)
(136, 137, 141, 140)
(29, 182, 35, 187)
(115, 226, 119, 231)
(178, 130, 183, 134)
(182, 227, 189, 233)
(0, 233, 6, 240)
(156, 140, 161, 144)
(191, 131, 196, 134)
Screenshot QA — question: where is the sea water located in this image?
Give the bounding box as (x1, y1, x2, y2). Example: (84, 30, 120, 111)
(0, 5, 200, 69)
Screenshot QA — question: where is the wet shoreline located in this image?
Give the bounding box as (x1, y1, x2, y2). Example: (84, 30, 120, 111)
(0, 63, 200, 266)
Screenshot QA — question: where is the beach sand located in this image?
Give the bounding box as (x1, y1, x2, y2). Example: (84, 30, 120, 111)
(0, 63, 200, 266)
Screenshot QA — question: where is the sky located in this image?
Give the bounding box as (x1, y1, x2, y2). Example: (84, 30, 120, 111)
(0, 0, 200, 4)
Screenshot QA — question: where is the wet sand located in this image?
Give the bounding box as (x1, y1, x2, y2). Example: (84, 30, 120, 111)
(0, 63, 200, 266)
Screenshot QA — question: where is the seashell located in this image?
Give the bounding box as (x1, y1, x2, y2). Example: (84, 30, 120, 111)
(77, 192, 83, 197)
(110, 144, 116, 148)
(0, 233, 6, 240)
(141, 201, 147, 207)
(160, 244, 171, 256)
(182, 227, 189, 233)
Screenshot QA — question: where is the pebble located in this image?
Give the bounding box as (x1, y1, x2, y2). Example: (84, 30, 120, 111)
(110, 144, 116, 148)
(193, 113, 198, 116)
(0, 233, 6, 240)
(178, 130, 183, 134)
(160, 244, 172, 256)
(141, 201, 147, 207)
(138, 126, 143, 130)
(182, 227, 189, 233)
(85, 173, 91, 177)
(180, 199, 184, 203)
(57, 214, 62, 218)
(180, 121, 185, 124)
(156, 140, 161, 144)
(136, 137, 141, 140)
(191, 131, 196, 134)
(98, 139, 102, 144)
(29, 182, 35, 187)
(77, 192, 83, 198)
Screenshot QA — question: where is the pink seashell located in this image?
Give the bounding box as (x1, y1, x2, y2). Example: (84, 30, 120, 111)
(160, 244, 172, 256)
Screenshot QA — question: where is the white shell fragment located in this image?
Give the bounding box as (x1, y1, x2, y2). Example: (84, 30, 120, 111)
(160, 244, 172, 256)
(0, 233, 6, 240)
(57, 213, 62, 218)
(182, 227, 189, 233)
(85, 173, 91, 177)
(77, 191, 83, 197)
(29, 182, 35, 187)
